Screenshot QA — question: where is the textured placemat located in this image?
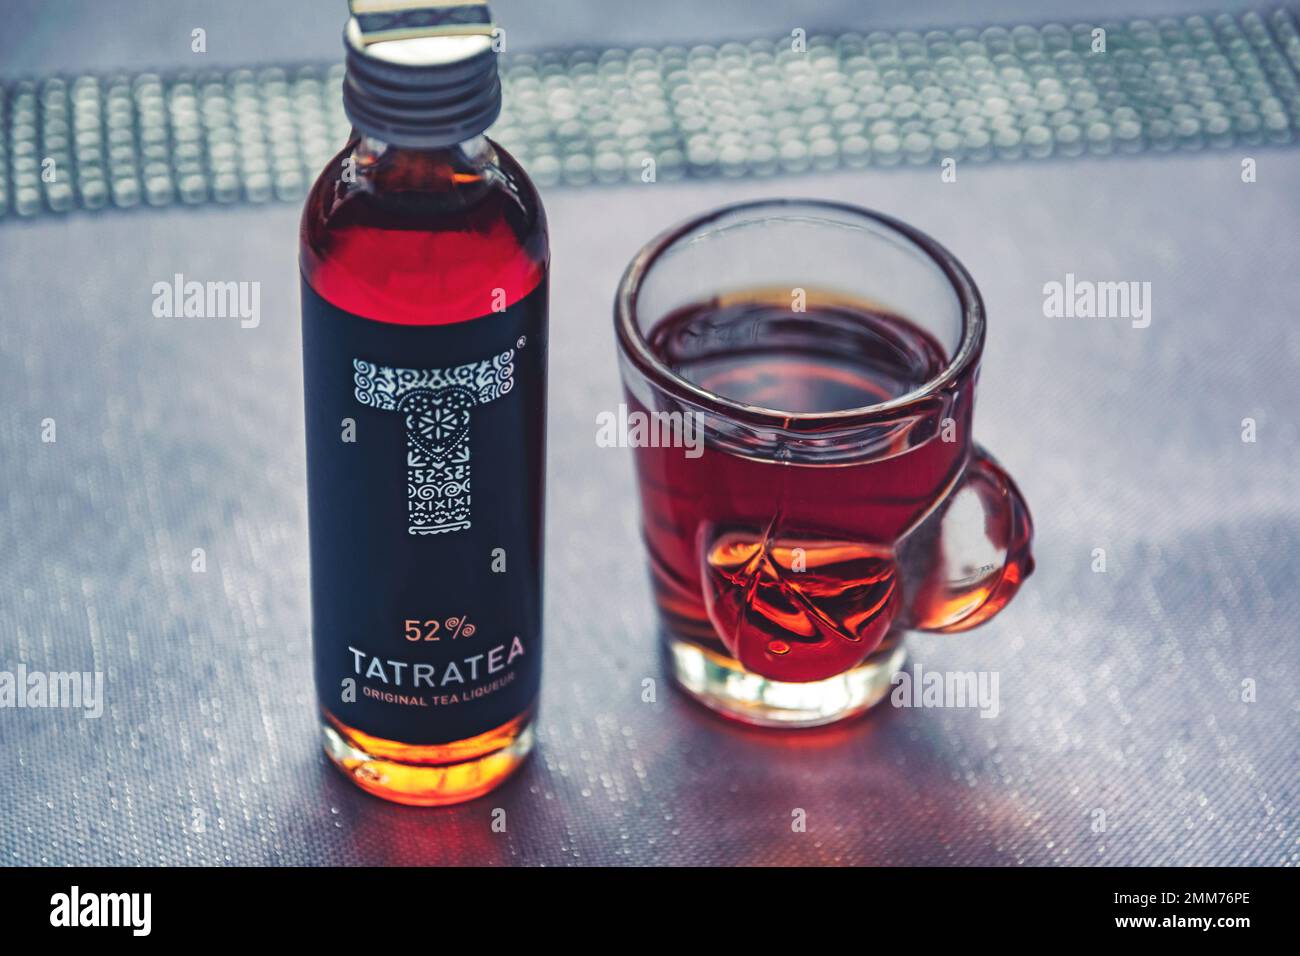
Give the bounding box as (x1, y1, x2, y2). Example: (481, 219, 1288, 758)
(2, 154, 1297, 866)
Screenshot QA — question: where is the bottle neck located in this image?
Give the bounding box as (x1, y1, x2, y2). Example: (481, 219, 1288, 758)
(347, 131, 499, 203)
(356, 133, 493, 166)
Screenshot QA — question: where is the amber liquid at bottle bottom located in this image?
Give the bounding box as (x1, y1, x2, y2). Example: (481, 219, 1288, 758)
(320, 705, 536, 806)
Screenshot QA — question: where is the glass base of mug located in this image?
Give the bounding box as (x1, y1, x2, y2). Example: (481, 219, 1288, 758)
(320, 707, 535, 806)
(664, 633, 906, 728)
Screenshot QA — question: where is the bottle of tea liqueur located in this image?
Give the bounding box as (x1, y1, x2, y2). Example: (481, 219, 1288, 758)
(300, 2, 548, 805)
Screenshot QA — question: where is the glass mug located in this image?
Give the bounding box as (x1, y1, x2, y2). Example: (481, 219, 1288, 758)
(614, 199, 1034, 727)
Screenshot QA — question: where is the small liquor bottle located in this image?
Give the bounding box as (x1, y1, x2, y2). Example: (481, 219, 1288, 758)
(300, 2, 548, 805)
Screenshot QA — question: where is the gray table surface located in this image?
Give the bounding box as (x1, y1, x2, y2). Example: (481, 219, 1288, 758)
(2, 2, 1298, 867)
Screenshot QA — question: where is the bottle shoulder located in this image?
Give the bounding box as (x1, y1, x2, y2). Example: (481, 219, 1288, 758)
(300, 136, 548, 326)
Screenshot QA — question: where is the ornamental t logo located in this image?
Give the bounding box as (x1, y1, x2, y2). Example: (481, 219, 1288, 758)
(352, 349, 515, 534)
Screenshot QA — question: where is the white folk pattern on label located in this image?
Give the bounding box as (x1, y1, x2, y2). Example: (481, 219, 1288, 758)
(352, 349, 515, 534)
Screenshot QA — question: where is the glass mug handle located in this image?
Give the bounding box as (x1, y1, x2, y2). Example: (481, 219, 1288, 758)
(897, 444, 1034, 633)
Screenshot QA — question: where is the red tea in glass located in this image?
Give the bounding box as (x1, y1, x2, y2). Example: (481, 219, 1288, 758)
(615, 201, 1033, 727)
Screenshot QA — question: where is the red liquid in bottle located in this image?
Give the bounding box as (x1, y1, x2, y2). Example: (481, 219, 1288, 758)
(301, 136, 546, 325)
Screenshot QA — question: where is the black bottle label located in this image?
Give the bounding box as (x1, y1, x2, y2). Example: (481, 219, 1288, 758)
(301, 276, 546, 745)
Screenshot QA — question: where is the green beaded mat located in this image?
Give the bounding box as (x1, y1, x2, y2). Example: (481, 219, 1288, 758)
(2, 8, 1298, 218)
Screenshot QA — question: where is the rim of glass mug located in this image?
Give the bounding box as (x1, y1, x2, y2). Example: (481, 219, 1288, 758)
(614, 198, 986, 429)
